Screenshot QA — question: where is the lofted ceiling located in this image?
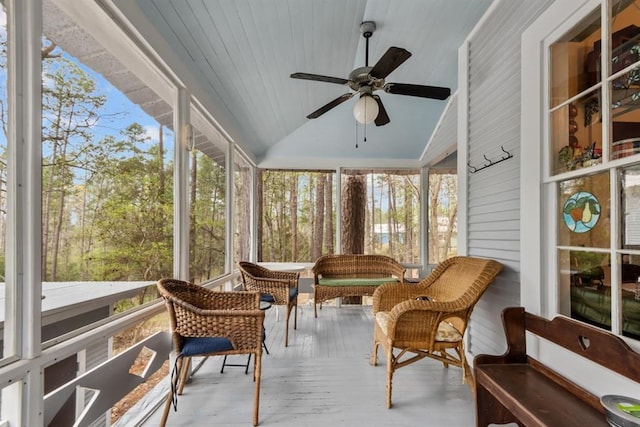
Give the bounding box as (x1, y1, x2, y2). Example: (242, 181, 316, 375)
(112, 0, 493, 168)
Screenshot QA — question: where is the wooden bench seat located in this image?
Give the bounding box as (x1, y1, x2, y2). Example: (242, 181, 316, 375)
(475, 306, 640, 427)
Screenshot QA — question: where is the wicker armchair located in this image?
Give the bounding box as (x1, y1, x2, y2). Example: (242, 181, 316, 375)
(238, 261, 299, 347)
(371, 256, 503, 408)
(156, 278, 264, 426)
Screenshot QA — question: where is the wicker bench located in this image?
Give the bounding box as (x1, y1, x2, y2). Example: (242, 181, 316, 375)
(312, 254, 405, 318)
(475, 306, 640, 426)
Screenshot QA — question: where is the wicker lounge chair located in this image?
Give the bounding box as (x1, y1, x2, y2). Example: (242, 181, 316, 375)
(238, 261, 299, 346)
(156, 278, 264, 426)
(371, 256, 503, 408)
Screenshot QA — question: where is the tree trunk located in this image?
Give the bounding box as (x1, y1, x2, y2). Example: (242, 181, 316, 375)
(369, 174, 375, 253)
(404, 178, 413, 262)
(341, 174, 366, 254)
(341, 174, 366, 304)
(290, 173, 298, 261)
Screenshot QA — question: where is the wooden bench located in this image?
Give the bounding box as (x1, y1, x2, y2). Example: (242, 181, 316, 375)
(474, 306, 640, 427)
(312, 254, 405, 318)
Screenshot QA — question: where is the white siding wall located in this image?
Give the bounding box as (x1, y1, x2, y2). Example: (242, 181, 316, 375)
(463, 0, 553, 357)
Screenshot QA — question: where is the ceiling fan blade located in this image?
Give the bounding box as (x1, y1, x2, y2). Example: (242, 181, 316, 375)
(291, 72, 349, 85)
(385, 83, 451, 100)
(372, 95, 390, 126)
(369, 47, 412, 79)
(307, 93, 354, 119)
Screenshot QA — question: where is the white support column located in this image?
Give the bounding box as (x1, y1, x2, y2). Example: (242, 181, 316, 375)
(335, 168, 342, 254)
(250, 163, 258, 262)
(4, 0, 44, 424)
(420, 166, 430, 277)
(225, 143, 235, 279)
(174, 88, 190, 280)
(456, 40, 470, 257)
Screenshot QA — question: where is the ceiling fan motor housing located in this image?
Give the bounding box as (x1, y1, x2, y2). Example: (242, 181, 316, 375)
(360, 21, 376, 38)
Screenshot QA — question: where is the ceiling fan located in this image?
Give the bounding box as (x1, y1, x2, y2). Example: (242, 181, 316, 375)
(290, 21, 451, 126)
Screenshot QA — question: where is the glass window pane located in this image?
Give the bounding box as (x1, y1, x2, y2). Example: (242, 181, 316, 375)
(551, 93, 603, 174)
(341, 170, 421, 264)
(558, 172, 610, 247)
(0, 4, 8, 361)
(619, 251, 640, 339)
(622, 165, 640, 249)
(610, 0, 640, 71)
(260, 170, 336, 262)
(562, 249, 612, 331)
(549, 7, 601, 108)
(610, 68, 640, 161)
(428, 172, 458, 264)
(189, 112, 227, 283)
(41, 1, 173, 346)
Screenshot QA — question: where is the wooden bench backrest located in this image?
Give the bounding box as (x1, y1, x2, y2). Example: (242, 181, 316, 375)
(312, 254, 405, 280)
(494, 307, 640, 386)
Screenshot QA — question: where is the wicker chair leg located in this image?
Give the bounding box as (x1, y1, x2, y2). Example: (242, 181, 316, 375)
(159, 386, 173, 427)
(439, 351, 450, 368)
(386, 353, 394, 409)
(293, 301, 298, 329)
(371, 340, 379, 366)
(253, 351, 262, 426)
(177, 357, 191, 395)
(284, 308, 290, 347)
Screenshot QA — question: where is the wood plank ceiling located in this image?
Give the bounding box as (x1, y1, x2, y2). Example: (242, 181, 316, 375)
(112, 0, 494, 168)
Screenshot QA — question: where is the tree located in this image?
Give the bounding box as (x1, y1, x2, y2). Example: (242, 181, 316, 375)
(341, 174, 366, 254)
(41, 58, 106, 280)
(290, 173, 298, 261)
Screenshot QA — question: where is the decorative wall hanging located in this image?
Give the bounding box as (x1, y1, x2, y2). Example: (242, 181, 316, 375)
(562, 191, 601, 233)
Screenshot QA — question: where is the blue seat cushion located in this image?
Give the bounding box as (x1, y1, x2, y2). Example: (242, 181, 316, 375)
(260, 288, 298, 303)
(180, 336, 234, 357)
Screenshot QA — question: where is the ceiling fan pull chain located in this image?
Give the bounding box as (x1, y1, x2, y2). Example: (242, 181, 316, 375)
(355, 120, 359, 148)
(363, 121, 367, 145)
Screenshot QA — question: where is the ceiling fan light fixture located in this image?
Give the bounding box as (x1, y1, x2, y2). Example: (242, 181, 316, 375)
(353, 94, 379, 124)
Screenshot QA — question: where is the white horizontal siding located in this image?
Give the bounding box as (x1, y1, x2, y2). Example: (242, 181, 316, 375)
(464, 0, 553, 358)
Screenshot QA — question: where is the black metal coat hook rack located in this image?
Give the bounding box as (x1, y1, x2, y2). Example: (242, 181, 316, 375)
(467, 146, 513, 174)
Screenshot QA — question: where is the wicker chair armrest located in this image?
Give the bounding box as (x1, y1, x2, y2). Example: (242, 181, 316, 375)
(242, 277, 298, 304)
(373, 282, 422, 313)
(382, 300, 468, 340)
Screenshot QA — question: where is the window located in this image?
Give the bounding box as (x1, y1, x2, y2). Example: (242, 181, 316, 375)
(41, 1, 174, 346)
(428, 172, 458, 264)
(549, 0, 640, 338)
(341, 169, 421, 264)
(188, 108, 227, 282)
(259, 169, 336, 262)
(0, 2, 10, 365)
